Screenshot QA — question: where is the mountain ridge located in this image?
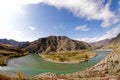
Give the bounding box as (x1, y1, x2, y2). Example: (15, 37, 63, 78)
(0, 38, 29, 46)
(23, 35, 92, 53)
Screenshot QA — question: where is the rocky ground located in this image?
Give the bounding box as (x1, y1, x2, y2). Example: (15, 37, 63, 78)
(31, 50, 120, 80)
(0, 50, 120, 80)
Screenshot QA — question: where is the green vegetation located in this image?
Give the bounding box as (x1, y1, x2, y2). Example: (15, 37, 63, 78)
(40, 50, 96, 63)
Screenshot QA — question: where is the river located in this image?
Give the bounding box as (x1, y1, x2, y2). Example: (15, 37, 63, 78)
(0, 50, 110, 77)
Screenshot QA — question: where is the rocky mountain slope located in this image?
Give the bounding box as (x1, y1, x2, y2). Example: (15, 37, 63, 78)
(32, 50, 120, 80)
(31, 33, 120, 79)
(0, 39, 29, 46)
(23, 36, 92, 53)
(91, 39, 112, 49)
(103, 33, 120, 52)
(0, 43, 28, 66)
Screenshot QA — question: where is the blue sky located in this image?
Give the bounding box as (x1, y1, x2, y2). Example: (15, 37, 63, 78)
(0, 0, 120, 42)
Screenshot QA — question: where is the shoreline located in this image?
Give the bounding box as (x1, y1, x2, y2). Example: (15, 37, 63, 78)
(32, 50, 119, 80)
(39, 53, 96, 64)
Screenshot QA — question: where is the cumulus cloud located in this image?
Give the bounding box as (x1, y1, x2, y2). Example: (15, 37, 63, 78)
(20, 0, 119, 27)
(75, 25, 89, 31)
(0, 0, 118, 28)
(29, 26, 36, 30)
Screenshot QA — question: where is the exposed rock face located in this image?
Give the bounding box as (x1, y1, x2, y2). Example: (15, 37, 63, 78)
(31, 34, 120, 79)
(23, 36, 92, 53)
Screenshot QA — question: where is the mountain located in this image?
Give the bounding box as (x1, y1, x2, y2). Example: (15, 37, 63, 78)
(104, 33, 120, 52)
(0, 44, 24, 53)
(0, 43, 28, 66)
(31, 34, 120, 79)
(23, 36, 92, 53)
(108, 33, 120, 46)
(0, 39, 29, 46)
(91, 39, 112, 49)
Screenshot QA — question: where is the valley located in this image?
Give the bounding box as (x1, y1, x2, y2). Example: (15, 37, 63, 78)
(0, 50, 109, 77)
(0, 0, 120, 79)
(0, 33, 120, 80)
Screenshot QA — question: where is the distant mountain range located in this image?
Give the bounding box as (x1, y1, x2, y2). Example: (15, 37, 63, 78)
(91, 33, 120, 51)
(0, 33, 120, 54)
(0, 33, 120, 79)
(104, 33, 120, 51)
(22, 36, 92, 53)
(91, 39, 112, 49)
(0, 39, 29, 46)
(30, 33, 120, 80)
(107, 33, 120, 47)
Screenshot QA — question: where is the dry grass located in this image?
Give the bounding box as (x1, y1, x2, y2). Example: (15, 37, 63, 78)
(114, 45, 120, 54)
(0, 49, 28, 66)
(40, 50, 96, 63)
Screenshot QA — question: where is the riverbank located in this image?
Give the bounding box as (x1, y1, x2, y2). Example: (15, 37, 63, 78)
(0, 50, 28, 66)
(0, 50, 116, 80)
(0, 44, 28, 66)
(39, 50, 96, 63)
(32, 50, 120, 80)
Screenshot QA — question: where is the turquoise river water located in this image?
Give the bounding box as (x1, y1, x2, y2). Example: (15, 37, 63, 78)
(0, 50, 110, 77)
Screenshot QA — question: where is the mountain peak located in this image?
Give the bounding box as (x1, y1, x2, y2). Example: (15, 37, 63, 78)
(23, 35, 92, 53)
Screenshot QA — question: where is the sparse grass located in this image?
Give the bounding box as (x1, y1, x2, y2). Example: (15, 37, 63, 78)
(0, 72, 28, 80)
(0, 49, 28, 66)
(0, 74, 10, 80)
(114, 45, 120, 54)
(40, 50, 96, 63)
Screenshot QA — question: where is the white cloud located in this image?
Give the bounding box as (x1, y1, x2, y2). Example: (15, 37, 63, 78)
(0, 0, 119, 41)
(18, 0, 118, 27)
(75, 26, 120, 42)
(0, 25, 24, 41)
(75, 25, 89, 31)
(29, 26, 36, 30)
(119, 0, 120, 5)
(118, 8, 120, 11)
(119, 0, 120, 11)
(98, 26, 120, 41)
(0, 0, 119, 29)
(75, 37, 98, 42)
(1, 0, 117, 27)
